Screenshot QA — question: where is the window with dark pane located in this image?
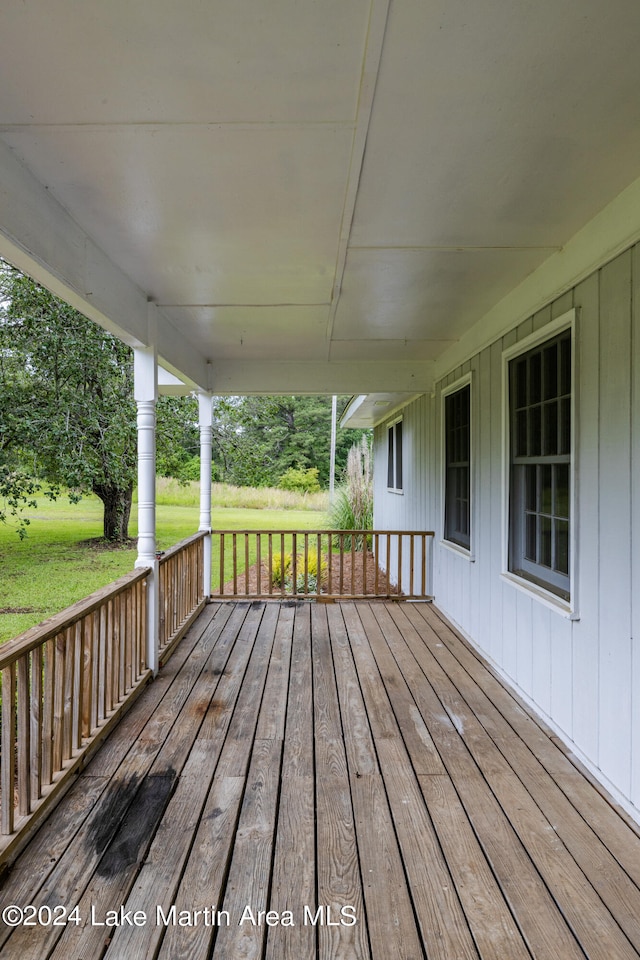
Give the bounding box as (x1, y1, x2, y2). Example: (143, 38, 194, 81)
(387, 420, 403, 491)
(444, 384, 471, 549)
(509, 329, 571, 599)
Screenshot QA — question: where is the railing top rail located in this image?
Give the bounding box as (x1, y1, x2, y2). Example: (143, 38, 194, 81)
(0, 566, 150, 669)
(211, 529, 436, 536)
(158, 529, 208, 564)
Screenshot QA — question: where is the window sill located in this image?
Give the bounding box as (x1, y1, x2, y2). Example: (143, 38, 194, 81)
(440, 539, 475, 562)
(500, 571, 579, 620)
(387, 487, 404, 495)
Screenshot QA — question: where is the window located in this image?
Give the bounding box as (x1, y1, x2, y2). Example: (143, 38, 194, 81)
(387, 419, 403, 492)
(444, 383, 471, 549)
(508, 328, 571, 599)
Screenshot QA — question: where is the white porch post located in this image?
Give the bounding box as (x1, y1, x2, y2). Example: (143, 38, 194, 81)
(134, 317, 159, 675)
(198, 391, 214, 598)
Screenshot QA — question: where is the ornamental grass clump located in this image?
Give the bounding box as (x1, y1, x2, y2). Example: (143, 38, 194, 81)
(329, 436, 373, 549)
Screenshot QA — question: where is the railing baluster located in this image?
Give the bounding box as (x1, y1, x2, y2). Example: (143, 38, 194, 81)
(123, 592, 132, 698)
(1, 664, 16, 835)
(280, 533, 285, 597)
(99, 605, 108, 722)
(374, 533, 379, 596)
(137, 579, 144, 676)
(30, 647, 42, 806)
(111, 592, 119, 707)
(351, 535, 356, 596)
(303, 533, 309, 596)
(72, 621, 82, 751)
(53, 633, 66, 775)
(17, 656, 31, 816)
(105, 600, 114, 717)
(256, 533, 262, 595)
(245, 533, 250, 595)
(82, 616, 93, 739)
(291, 533, 297, 596)
(219, 533, 225, 595)
(362, 531, 367, 595)
(62, 625, 74, 761)
(385, 534, 390, 597)
(410, 534, 415, 597)
(232, 533, 238, 596)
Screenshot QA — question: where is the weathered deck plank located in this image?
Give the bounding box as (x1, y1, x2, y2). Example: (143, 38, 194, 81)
(401, 603, 640, 952)
(0, 600, 638, 960)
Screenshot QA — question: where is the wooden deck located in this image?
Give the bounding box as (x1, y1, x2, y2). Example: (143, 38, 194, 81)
(0, 599, 639, 960)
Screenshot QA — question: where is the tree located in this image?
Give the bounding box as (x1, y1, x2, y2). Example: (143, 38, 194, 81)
(0, 262, 194, 541)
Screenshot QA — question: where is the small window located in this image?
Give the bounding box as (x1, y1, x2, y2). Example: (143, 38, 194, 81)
(508, 329, 571, 599)
(387, 419, 403, 492)
(444, 384, 471, 549)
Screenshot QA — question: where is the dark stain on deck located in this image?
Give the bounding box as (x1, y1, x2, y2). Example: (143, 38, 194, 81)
(85, 773, 141, 860)
(94, 771, 177, 879)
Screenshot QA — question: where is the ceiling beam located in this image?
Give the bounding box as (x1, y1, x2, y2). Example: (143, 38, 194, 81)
(208, 359, 433, 395)
(326, 0, 391, 346)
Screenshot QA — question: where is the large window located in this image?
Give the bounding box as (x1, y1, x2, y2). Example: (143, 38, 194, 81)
(508, 328, 571, 599)
(444, 383, 471, 549)
(387, 419, 403, 492)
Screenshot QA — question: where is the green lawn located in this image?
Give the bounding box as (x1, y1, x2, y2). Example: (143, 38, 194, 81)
(0, 491, 327, 643)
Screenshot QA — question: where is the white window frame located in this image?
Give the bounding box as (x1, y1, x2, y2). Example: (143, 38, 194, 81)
(501, 309, 578, 617)
(387, 417, 403, 494)
(440, 372, 474, 559)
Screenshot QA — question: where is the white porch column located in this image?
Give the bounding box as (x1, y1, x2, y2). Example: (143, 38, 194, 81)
(134, 319, 159, 675)
(198, 391, 214, 598)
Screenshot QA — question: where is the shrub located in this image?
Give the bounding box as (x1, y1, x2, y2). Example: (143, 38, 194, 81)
(295, 547, 328, 592)
(271, 547, 327, 592)
(271, 551, 292, 587)
(277, 466, 321, 494)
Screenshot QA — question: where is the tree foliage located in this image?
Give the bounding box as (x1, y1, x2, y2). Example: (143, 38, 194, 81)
(210, 395, 368, 489)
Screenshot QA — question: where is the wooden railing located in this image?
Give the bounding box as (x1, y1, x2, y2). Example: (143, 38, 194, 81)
(158, 531, 207, 663)
(0, 568, 150, 863)
(211, 530, 435, 600)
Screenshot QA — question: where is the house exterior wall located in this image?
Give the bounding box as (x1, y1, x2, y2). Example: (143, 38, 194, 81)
(373, 243, 640, 820)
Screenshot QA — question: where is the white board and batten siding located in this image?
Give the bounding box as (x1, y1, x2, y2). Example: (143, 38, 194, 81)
(372, 243, 640, 820)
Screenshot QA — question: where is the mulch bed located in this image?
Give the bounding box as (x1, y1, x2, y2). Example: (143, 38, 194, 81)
(217, 550, 400, 599)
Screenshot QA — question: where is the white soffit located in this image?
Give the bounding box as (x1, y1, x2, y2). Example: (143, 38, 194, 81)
(341, 393, 421, 428)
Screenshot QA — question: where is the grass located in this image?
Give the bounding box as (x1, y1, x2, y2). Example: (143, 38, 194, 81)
(155, 477, 328, 512)
(0, 485, 328, 643)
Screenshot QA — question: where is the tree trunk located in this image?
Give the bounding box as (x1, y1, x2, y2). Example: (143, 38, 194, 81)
(94, 482, 133, 541)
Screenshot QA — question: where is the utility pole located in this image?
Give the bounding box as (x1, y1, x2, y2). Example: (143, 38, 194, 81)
(330, 395, 337, 500)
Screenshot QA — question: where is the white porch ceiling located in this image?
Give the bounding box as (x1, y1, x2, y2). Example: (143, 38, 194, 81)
(1, 0, 640, 394)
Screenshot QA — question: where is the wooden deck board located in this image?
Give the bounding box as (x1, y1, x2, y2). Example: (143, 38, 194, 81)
(378, 604, 640, 960)
(0, 599, 639, 960)
(401, 604, 640, 951)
